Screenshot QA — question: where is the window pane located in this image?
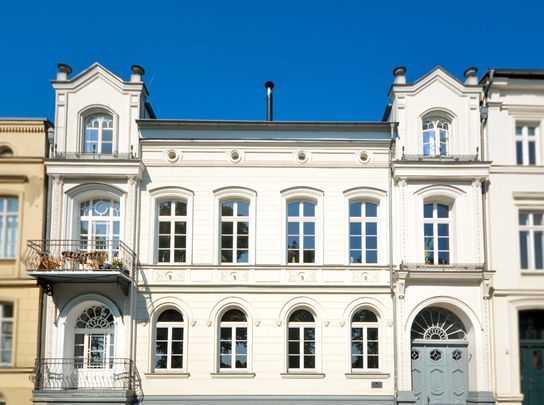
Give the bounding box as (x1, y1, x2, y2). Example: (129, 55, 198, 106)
(159, 236, 170, 248)
(221, 250, 233, 263)
(438, 251, 449, 265)
(437, 204, 449, 218)
(367, 356, 379, 369)
(172, 327, 184, 340)
(366, 222, 377, 236)
(159, 201, 171, 216)
(175, 201, 187, 216)
(424, 204, 433, 218)
(222, 236, 233, 249)
(174, 249, 186, 262)
(519, 213, 529, 225)
(529, 142, 536, 165)
(287, 250, 299, 263)
(303, 236, 315, 249)
(287, 222, 299, 235)
(438, 224, 449, 236)
(237, 202, 249, 217)
(303, 222, 315, 235)
(287, 236, 299, 249)
(365, 203, 377, 217)
(172, 342, 184, 354)
(350, 202, 361, 217)
(351, 327, 363, 341)
(367, 341, 379, 355)
(288, 356, 300, 369)
(350, 222, 362, 236)
(303, 356, 315, 368)
(351, 342, 363, 355)
(289, 310, 314, 322)
(158, 310, 183, 322)
(175, 222, 186, 234)
(516, 141, 523, 165)
(424, 223, 433, 237)
(288, 327, 300, 340)
(534, 214, 543, 226)
(289, 342, 300, 355)
(350, 251, 362, 263)
(303, 250, 315, 263)
(237, 235, 249, 249)
(528, 126, 536, 136)
(535, 231, 543, 269)
(237, 250, 249, 263)
(222, 309, 247, 322)
(155, 328, 168, 340)
(366, 236, 377, 250)
(366, 250, 378, 263)
(235, 355, 247, 368)
(171, 356, 183, 368)
(7, 198, 18, 212)
(159, 222, 170, 234)
(158, 250, 170, 262)
(303, 327, 315, 340)
(287, 202, 299, 217)
(237, 222, 249, 235)
(303, 202, 315, 217)
(155, 355, 167, 369)
(222, 201, 234, 216)
(221, 222, 233, 234)
(236, 327, 248, 340)
(102, 129, 113, 142)
(352, 355, 364, 368)
(220, 341, 232, 355)
(438, 237, 449, 250)
(516, 126, 523, 135)
(350, 236, 362, 250)
(220, 355, 231, 368)
(352, 309, 377, 322)
(367, 327, 378, 340)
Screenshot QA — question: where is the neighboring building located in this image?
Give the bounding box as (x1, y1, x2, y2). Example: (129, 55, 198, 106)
(483, 69, 544, 405)
(0, 119, 50, 405)
(23, 62, 544, 405)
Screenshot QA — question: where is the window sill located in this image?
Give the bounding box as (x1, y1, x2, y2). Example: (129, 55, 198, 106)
(345, 372, 390, 379)
(0, 259, 16, 262)
(210, 372, 255, 379)
(144, 372, 190, 379)
(521, 270, 544, 275)
(280, 372, 325, 379)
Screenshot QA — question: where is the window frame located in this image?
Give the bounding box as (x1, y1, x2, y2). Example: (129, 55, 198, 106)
(518, 211, 544, 271)
(217, 308, 249, 372)
(153, 309, 186, 372)
(220, 200, 250, 264)
(157, 200, 188, 264)
(515, 123, 539, 165)
(423, 202, 451, 265)
(0, 302, 13, 367)
(286, 308, 317, 373)
(350, 308, 380, 372)
(0, 196, 18, 260)
(287, 200, 317, 264)
(421, 116, 451, 157)
(348, 200, 379, 265)
(82, 113, 115, 155)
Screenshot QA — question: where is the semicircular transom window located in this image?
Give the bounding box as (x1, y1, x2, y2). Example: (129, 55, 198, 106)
(411, 307, 467, 341)
(76, 305, 114, 329)
(0, 146, 14, 157)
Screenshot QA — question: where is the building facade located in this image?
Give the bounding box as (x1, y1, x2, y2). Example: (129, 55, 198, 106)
(24, 63, 544, 405)
(0, 119, 50, 405)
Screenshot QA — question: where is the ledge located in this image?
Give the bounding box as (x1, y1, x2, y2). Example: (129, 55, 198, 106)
(521, 271, 544, 275)
(280, 372, 326, 379)
(345, 372, 390, 379)
(145, 372, 190, 379)
(210, 372, 255, 379)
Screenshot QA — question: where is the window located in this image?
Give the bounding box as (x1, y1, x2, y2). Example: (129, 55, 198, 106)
(0, 197, 18, 259)
(422, 117, 449, 157)
(219, 309, 248, 370)
(351, 309, 379, 370)
(84, 114, 114, 154)
(80, 198, 120, 257)
(424, 203, 450, 264)
(0, 146, 13, 157)
(158, 200, 187, 263)
(0, 303, 13, 366)
(220, 200, 249, 264)
(516, 124, 538, 165)
(154, 309, 184, 370)
(287, 309, 315, 370)
(287, 201, 316, 264)
(74, 305, 114, 368)
(519, 212, 543, 271)
(349, 201, 378, 264)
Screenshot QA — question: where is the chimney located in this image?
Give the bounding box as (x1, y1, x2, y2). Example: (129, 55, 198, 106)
(265, 81, 274, 121)
(56, 63, 72, 81)
(393, 66, 407, 85)
(130, 65, 145, 82)
(463, 67, 478, 85)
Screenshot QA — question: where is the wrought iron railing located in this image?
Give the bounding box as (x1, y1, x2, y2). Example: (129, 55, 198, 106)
(26, 239, 137, 280)
(51, 152, 136, 160)
(400, 154, 479, 162)
(399, 262, 485, 272)
(32, 358, 142, 399)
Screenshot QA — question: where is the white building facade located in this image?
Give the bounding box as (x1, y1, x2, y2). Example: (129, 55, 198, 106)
(26, 63, 544, 405)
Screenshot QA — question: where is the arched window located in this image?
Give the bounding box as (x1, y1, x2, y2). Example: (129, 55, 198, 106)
(84, 114, 114, 155)
(349, 201, 378, 264)
(287, 201, 316, 264)
(154, 309, 184, 370)
(80, 198, 120, 257)
(351, 309, 379, 370)
(74, 305, 115, 368)
(287, 309, 316, 370)
(158, 200, 187, 263)
(411, 307, 467, 341)
(0, 146, 13, 157)
(424, 202, 450, 264)
(220, 200, 249, 264)
(422, 116, 450, 157)
(219, 309, 248, 370)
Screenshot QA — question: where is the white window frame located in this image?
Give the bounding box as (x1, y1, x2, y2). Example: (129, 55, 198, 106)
(422, 117, 450, 157)
(73, 305, 115, 369)
(157, 200, 188, 264)
(220, 200, 250, 264)
(350, 309, 380, 371)
(83, 114, 114, 155)
(287, 200, 317, 264)
(287, 309, 317, 372)
(348, 200, 379, 264)
(515, 123, 539, 165)
(153, 309, 185, 372)
(218, 309, 249, 372)
(79, 198, 121, 259)
(0, 196, 18, 259)
(519, 211, 544, 271)
(0, 302, 13, 367)
(423, 202, 451, 265)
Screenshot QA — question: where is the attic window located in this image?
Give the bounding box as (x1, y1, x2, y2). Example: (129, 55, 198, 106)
(0, 147, 13, 157)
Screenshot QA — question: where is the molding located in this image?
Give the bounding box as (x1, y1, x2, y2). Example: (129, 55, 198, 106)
(144, 372, 190, 379)
(345, 372, 390, 379)
(210, 372, 256, 379)
(0, 175, 28, 183)
(280, 372, 326, 379)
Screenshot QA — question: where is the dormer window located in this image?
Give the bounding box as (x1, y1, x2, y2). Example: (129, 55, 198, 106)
(84, 114, 113, 155)
(422, 117, 449, 157)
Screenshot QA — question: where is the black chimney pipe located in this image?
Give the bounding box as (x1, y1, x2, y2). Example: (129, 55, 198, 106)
(265, 81, 274, 121)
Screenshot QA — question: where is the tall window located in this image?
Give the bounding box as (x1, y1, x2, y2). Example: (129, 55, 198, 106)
(422, 117, 449, 157)
(74, 305, 114, 368)
(519, 212, 543, 271)
(516, 124, 538, 165)
(84, 114, 114, 154)
(80, 199, 120, 256)
(287, 201, 316, 264)
(220, 200, 249, 264)
(154, 309, 184, 370)
(349, 201, 378, 264)
(219, 309, 248, 370)
(287, 309, 315, 370)
(0, 197, 18, 259)
(351, 309, 379, 370)
(0, 303, 13, 366)
(424, 203, 450, 265)
(158, 200, 187, 263)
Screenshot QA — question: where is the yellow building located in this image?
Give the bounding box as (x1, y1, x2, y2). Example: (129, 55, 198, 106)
(0, 119, 50, 405)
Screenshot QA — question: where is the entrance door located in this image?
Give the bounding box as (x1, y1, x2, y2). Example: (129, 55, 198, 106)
(520, 341, 544, 405)
(411, 343, 469, 405)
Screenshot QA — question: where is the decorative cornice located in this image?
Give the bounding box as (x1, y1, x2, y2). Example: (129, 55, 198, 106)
(0, 126, 47, 134)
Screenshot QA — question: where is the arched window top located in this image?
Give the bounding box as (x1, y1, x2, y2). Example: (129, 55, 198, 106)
(157, 309, 184, 322)
(221, 309, 247, 322)
(159, 199, 187, 217)
(422, 113, 451, 157)
(0, 146, 14, 157)
(352, 309, 378, 323)
(86, 114, 113, 128)
(424, 202, 450, 219)
(349, 201, 378, 218)
(411, 307, 467, 341)
(288, 200, 316, 218)
(80, 198, 120, 217)
(221, 200, 249, 217)
(75, 305, 114, 329)
(422, 116, 450, 130)
(83, 113, 114, 155)
(289, 309, 315, 323)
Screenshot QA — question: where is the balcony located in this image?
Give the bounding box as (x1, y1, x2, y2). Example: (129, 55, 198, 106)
(32, 358, 142, 402)
(395, 262, 488, 282)
(399, 153, 479, 162)
(26, 240, 137, 295)
(50, 150, 137, 160)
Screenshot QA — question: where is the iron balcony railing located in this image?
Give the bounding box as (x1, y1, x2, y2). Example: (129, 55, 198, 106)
(400, 154, 479, 162)
(51, 151, 136, 160)
(32, 358, 142, 399)
(26, 239, 137, 280)
(399, 262, 485, 272)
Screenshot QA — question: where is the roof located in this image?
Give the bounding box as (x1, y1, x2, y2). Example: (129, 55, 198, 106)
(480, 68, 544, 83)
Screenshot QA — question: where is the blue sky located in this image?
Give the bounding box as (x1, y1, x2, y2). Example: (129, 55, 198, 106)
(2, 0, 544, 122)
